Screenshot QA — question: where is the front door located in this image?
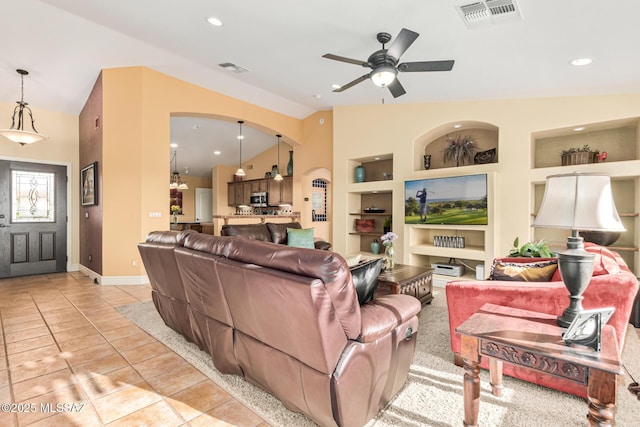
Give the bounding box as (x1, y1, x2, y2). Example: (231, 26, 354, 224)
(0, 160, 67, 278)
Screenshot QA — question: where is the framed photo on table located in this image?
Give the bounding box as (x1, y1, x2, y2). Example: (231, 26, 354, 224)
(81, 162, 98, 206)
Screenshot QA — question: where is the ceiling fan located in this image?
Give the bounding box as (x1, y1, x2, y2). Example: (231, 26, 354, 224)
(323, 28, 454, 98)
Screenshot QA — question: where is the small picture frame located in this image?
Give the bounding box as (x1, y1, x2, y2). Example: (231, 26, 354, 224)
(562, 307, 615, 352)
(81, 162, 98, 206)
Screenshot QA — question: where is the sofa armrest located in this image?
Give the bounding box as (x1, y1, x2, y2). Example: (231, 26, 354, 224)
(358, 294, 421, 343)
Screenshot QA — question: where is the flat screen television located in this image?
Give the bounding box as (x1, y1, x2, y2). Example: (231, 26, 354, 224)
(404, 174, 488, 225)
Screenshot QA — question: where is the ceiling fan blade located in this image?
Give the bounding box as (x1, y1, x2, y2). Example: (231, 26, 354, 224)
(398, 60, 455, 72)
(386, 28, 419, 60)
(333, 74, 370, 92)
(322, 53, 370, 67)
(387, 78, 406, 98)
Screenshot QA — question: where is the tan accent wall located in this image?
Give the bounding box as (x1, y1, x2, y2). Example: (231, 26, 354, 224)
(333, 94, 640, 260)
(0, 101, 80, 269)
(97, 66, 332, 277)
(175, 175, 212, 223)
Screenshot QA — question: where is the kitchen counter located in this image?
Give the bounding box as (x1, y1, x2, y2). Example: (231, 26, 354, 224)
(212, 212, 300, 225)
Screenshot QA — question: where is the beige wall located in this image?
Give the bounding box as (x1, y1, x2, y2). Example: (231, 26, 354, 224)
(0, 100, 80, 269)
(99, 67, 332, 278)
(333, 94, 640, 261)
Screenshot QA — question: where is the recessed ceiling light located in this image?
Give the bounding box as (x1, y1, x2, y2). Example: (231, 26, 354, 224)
(453, 124, 462, 129)
(192, 125, 200, 130)
(573, 127, 586, 132)
(571, 58, 592, 66)
(206, 17, 223, 27)
(331, 84, 341, 90)
(170, 143, 178, 147)
(313, 94, 322, 99)
(214, 150, 221, 155)
(374, 157, 381, 161)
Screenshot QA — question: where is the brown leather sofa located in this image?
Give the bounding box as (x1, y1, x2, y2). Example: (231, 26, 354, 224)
(138, 230, 421, 426)
(221, 221, 332, 250)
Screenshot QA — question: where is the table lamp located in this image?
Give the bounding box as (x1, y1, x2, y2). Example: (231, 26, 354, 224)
(532, 172, 625, 327)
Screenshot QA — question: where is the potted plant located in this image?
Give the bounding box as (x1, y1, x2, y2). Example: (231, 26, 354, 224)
(442, 134, 477, 167)
(383, 216, 392, 234)
(508, 237, 555, 258)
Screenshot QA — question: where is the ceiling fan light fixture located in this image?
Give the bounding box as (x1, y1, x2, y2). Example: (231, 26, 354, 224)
(0, 69, 48, 145)
(370, 66, 397, 87)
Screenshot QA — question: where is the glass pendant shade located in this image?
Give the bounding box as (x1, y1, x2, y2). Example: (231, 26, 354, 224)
(370, 66, 397, 87)
(273, 134, 283, 181)
(235, 120, 246, 177)
(168, 151, 188, 190)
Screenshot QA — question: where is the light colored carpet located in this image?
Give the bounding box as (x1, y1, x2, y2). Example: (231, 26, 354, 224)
(118, 291, 640, 426)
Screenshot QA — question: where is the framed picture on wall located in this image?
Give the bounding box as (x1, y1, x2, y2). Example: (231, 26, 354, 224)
(81, 162, 98, 206)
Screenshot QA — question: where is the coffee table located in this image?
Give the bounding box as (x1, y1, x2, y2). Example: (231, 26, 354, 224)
(375, 264, 433, 305)
(456, 303, 622, 427)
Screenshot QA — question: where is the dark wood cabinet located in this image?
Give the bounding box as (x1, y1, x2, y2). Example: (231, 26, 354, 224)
(268, 176, 293, 206)
(228, 176, 293, 207)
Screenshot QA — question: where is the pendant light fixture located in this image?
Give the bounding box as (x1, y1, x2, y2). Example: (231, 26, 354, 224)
(273, 134, 283, 181)
(0, 69, 48, 145)
(169, 151, 189, 190)
(235, 120, 246, 177)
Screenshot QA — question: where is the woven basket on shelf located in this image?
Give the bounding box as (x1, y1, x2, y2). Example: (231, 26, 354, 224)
(561, 151, 597, 166)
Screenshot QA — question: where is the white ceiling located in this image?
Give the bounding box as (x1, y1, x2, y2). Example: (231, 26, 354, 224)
(2, 1, 640, 176)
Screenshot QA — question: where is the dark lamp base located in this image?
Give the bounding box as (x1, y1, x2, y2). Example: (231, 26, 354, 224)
(557, 235, 595, 327)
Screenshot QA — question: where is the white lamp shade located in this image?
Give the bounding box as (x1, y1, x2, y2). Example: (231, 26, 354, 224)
(0, 129, 48, 144)
(273, 173, 283, 181)
(370, 67, 397, 87)
(532, 173, 625, 232)
(235, 168, 246, 177)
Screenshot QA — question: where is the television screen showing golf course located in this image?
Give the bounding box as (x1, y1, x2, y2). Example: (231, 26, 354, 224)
(404, 174, 488, 225)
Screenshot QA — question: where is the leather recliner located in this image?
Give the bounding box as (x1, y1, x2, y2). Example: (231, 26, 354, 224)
(139, 231, 420, 426)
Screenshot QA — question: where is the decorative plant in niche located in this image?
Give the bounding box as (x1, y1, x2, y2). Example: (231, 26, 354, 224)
(442, 134, 478, 167)
(508, 237, 555, 258)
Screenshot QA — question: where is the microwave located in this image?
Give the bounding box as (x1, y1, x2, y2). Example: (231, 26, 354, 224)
(250, 191, 268, 207)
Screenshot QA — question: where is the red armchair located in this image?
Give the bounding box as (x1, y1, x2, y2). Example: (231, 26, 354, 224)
(446, 245, 639, 398)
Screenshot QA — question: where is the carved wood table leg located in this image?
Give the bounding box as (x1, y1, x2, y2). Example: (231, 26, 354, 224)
(587, 368, 617, 426)
(489, 358, 503, 397)
(461, 335, 480, 427)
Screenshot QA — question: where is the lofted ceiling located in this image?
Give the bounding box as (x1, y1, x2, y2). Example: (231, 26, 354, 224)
(2, 1, 640, 176)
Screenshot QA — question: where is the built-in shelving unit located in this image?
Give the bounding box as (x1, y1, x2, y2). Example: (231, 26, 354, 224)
(346, 154, 394, 255)
(531, 117, 640, 275)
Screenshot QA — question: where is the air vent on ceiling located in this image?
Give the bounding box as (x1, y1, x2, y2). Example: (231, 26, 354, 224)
(218, 62, 249, 73)
(456, 0, 522, 28)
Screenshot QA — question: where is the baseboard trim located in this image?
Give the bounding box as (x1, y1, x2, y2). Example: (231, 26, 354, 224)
(77, 265, 149, 285)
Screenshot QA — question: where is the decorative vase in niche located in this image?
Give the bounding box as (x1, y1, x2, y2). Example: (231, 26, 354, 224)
(370, 240, 381, 255)
(423, 154, 431, 170)
(355, 165, 365, 183)
(287, 151, 294, 175)
(173, 214, 178, 224)
(384, 245, 394, 270)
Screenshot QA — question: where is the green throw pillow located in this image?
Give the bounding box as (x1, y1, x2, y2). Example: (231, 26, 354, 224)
(287, 227, 315, 249)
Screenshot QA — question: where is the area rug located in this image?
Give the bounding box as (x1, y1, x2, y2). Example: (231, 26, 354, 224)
(118, 291, 640, 426)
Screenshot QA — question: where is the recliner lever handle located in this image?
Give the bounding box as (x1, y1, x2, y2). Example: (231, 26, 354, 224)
(405, 326, 413, 340)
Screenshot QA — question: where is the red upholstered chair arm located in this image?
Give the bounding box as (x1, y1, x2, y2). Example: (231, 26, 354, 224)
(359, 295, 421, 343)
(446, 272, 639, 356)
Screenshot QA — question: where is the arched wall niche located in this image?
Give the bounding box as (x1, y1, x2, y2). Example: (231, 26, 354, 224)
(413, 121, 499, 171)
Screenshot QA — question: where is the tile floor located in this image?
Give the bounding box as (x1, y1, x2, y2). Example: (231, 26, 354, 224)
(0, 272, 269, 427)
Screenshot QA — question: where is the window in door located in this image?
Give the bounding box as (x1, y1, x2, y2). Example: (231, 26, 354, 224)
(11, 170, 55, 223)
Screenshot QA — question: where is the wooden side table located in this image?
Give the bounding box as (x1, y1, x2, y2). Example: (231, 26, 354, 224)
(376, 264, 433, 305)
(456, 303, 622, 427)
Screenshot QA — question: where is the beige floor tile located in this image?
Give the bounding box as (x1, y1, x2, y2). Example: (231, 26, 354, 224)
(10, 356, 68, 383)
(53, 325, 101, 343)
(92, 318, 135, 332)
(4, 326, 51, 344)
(79, 366, 145, 400)
(20, 408, 103, 427)
(92, 381, 161, 424)
(109, 331, 156, 352)
(167, 380, 231, 421)
(105, 400, 184, 427)
(2, 314, 43, 326)
(203, 399, 264, 427)
(48, 318, 92, 333)
(69, 353, 129, 379)
(6, 335, 56, 355)
(58, 333, 108, 352)
(12, 367, 78, 402)
(0, 369, 8, 388)
(119, 340, 171, 364)
(16, 383, 89, 426)
(144, 363, 207, 396)
(0, 411, 16, 427)
(8, 344, 61, 367)
(100, 324, 143, 342)
(3, 319, 47, 335)
(132, 352, 190, 381)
